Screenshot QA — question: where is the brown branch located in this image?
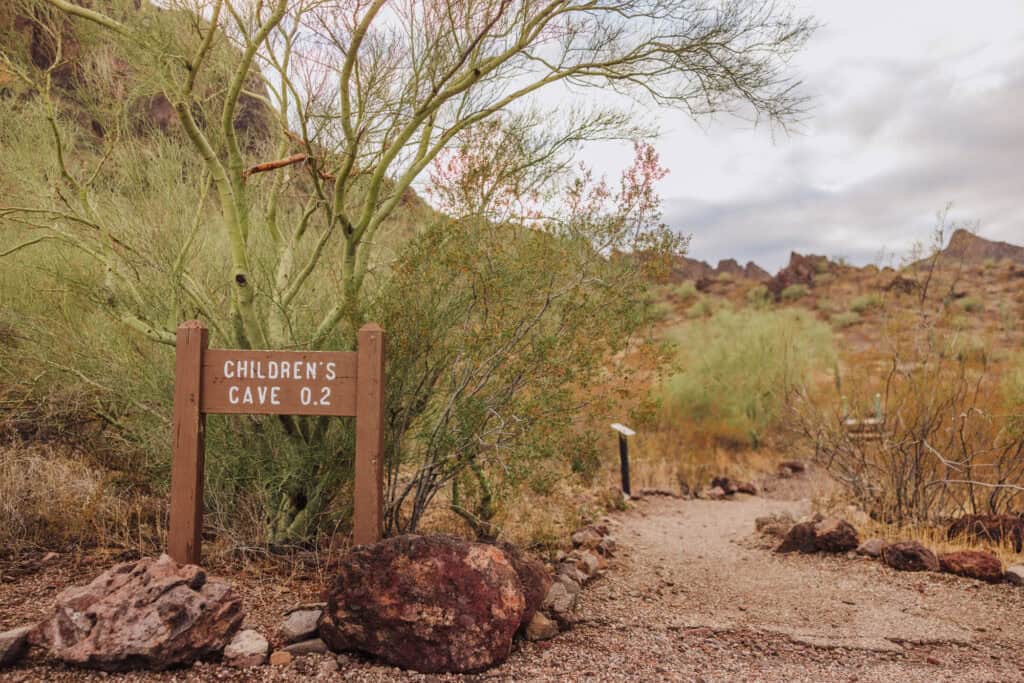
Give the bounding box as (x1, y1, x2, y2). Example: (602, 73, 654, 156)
(241, 153, 310, 180)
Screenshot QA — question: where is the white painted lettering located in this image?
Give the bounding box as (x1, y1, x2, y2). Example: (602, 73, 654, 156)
(228, 386, 240, 404)
(305, 362, 317, 380)
(268, 361, 279, 380)
(326, 361, 336, 380)
(224, 361, 235, 379)
(242, 386, 254, 404)
(270, 386, 281, 405)
(281, 361, 291, 380)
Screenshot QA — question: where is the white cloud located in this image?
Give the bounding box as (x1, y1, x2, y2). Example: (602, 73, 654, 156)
(579, 1, 1024, 272)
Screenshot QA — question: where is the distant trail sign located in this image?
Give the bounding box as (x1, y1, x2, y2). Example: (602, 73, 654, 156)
(168, 320, 385, 565)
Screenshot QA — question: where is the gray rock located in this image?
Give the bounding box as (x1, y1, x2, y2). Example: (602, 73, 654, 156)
(571, 527, 603, 549)
(755, 512, 795, 538)
(283, 638, 329, 655)
(279, 609, 322, 644)
(223, 629, 269, 668)
(1005, 565, 1024, 586)
(523, 612, 559, 641)
(857, 538, 886, 558)
(542, 580, 578, 627)
(0, 625, 33, 667)
(318, 657, 340, 675)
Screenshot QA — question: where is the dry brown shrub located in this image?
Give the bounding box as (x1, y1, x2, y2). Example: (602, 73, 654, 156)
(0, 444, 163, 557)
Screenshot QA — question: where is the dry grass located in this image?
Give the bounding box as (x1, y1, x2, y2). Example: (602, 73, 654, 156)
(0, 443, 163, 558)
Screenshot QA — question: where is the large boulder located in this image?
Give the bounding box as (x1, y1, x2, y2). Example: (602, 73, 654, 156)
(0, 626, 33, 667)
(881, 541, 939, 572)
(318, 535, 527, 674)
(776, 517, 858, 554)
(31, 554, 243, 671)
(938, 551, 1004, 583)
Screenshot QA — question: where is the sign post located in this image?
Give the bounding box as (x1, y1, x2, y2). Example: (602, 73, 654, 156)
(167, 320, 385, 565)
(610, 423, 635, 497)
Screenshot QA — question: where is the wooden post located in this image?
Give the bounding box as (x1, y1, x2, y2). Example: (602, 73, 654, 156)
(618, 434, 631, 496)
(168, 320, 208, 565)
(354, 323, 385, 545)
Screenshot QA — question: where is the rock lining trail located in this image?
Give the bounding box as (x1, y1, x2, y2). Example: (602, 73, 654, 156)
(5, 481, 1024, 682)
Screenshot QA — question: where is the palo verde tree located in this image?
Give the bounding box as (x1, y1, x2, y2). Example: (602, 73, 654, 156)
(1, 0, 815, 544)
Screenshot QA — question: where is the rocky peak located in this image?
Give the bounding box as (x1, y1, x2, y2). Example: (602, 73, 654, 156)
(943, 229, 1024, 265)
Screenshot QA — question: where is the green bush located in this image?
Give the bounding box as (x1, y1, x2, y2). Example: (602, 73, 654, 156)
(780, 284, 808, 302)
(850, 294, 883, 314)
(745, 285, 771, 309)
(659, 308, 835, 448)
(813, 272, 835, 286)
(674, 281, 699, 302)
(959, 297, 984, 313)
(816, 298, 839, 314)
(686, 299, 713, 319)
(830, 311, 861, 328)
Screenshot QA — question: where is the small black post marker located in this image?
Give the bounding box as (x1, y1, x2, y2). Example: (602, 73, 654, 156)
(611, 423, 635, 497)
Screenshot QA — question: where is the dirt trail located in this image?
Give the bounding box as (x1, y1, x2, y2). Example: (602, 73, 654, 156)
(5, 484, 1024, 682)
(496, 490, 1024, 682)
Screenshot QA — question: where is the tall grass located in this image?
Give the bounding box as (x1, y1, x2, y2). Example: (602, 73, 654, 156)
(658, 308, 834, 449)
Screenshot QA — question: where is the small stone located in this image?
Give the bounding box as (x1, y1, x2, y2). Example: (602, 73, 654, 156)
(571, 527, 603, 549)
(279, 609, 322, 644)
(856, 538, 886, 558)
(1005, 565, 1024, 585)
(269, 650, 294, 666)
(41, 552, 60, 564)
(776, 517, 858, 554)
(881, 541, 939, 572)
(318, 657, 340, 676)
(543, 580, 578, 628)
(283, 638, 329, 655)
(755, 512, 795, 538)
(223, 629, 269, 668)
(711, 477, 739, 495)
(701, 486, 726, 500)
(523, 612, 559, 641)
(736, 481, 758, 496)
(0, 625, 33, 667)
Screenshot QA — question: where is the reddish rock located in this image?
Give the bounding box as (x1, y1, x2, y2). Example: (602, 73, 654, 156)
(946, 514, 1024, 553)
(736, 481, 759, 496)
(776, 517, 858, 554)
(318, 535, 526, 674)
(779, 460, 807, 474)
(31, 554, 243, 671)
(881, 541, 940, 572)
(497, 541, 552, 627)
(711, 477, 739, 495)
(938, 551, 1004, 583)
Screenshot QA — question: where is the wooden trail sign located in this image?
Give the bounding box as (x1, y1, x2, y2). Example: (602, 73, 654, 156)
(168, 320, 385, 565)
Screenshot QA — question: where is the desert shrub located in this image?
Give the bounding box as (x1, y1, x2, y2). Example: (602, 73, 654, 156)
(830, 311, 861, 328)
(816, 298, 839, 314)
(660, 308, 835, 449)
(850, 294, 883, 313)
(686, 298, 713, 319)
(797, 311, 1024, 525)
(645, 300, 675, 323)
(813, 272, 835, 286)
(716, 271, 733, 282)
(674, 281, 699, 302)
(780, 284, 808, 302)
(959, 297, 984, 313)
(745, 285, 771, 309)
(983, 258, 996, 270)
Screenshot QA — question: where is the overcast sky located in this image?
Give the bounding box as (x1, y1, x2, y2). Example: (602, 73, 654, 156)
(576, 0, 1024, 272)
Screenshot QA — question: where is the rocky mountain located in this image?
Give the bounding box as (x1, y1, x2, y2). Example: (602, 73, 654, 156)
(941, 229, 1024, 266)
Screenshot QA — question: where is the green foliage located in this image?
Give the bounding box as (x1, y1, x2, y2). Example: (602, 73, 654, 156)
(850, 294, 883, 314)
(813, 272, 835, 286)
(674, 281, 699, 302)
(659, 308, 835, 449)
(959, 297, 984, 313)
(816, 298, 839, 314)
(686, 298, 713, 319)
(830, 311, 861, 328)
(745, 285, 771, 309)
(780, 284, 808, 302)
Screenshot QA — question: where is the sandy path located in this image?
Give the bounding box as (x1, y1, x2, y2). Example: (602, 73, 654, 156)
(494, 493, 1024, 682)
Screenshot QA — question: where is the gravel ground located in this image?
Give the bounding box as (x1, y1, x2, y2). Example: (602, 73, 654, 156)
(4, 480, 1024, 682)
